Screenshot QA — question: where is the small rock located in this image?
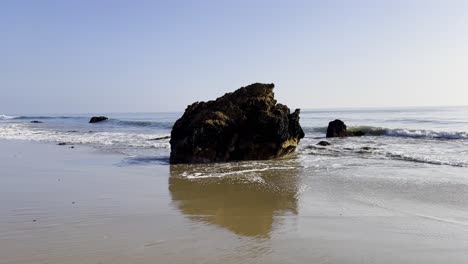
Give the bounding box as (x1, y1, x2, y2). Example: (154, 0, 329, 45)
(361, 146, 377, 151)
(326, 119, 365, 137)
(89, 116, 108, 123)
(317, 141, 331, 146)
(69, 146, 75, 149)
(326, 119, 348, 138)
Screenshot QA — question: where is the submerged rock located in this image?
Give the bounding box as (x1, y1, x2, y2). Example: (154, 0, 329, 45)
(170, 83, 305, 164)
(89, 116, 108, 123)
(326, 119, 365, 137)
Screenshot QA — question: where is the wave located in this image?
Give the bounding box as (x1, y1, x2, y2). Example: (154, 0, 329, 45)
(304, 143, 468, 168)
(304, 125, 468, 140)
(385, 152, 467, 167)
(13, 116, 83, 120)
(0, 114, 17, 120)
(8, 115, 174, 129)
(383, 128, 468, 139)
(304, 127, 327, 133)
(113, 120, 173, 129)
(0, 124, 170, 149)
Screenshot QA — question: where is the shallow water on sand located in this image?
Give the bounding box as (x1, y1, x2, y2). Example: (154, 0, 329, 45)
(0, 140, 467, 263)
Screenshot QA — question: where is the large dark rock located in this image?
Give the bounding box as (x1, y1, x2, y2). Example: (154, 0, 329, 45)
(326, 119, 348, 137)
(170, 83, 305, 164)
(89, 116, 108, 123)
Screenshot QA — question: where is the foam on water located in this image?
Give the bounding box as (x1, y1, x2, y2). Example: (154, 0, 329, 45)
(1, 107, 468, 170)
(303, 140, 468, 168)
(384, 128, 468, 139)
(312, 125, 468, 140)
(0, 124, 170, 149)
(384, 152, 468, 167)
(0, 114, 16, 120)
(183, 166, 297, 179)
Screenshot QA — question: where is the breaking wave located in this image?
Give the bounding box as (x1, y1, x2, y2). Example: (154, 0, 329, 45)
(0, 124, 170, 149)
(383, 128, 468, 139)
(13, 116, 82, 120)
(306, 125, 468, 140)
(3, 115, 175, 129)
(0, 114, 17, 120)
(113, 120, 173, 129)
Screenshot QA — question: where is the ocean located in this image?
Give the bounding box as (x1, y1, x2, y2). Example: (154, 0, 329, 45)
(1, 106, 468, 170)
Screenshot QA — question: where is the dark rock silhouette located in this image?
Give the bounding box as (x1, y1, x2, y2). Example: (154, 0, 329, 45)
(317, 141, 331, 146)
(326, 119, 366, 137)
(326, 119, 348, 137)
(89, 116, 108, 123)
(30, 120, 43, 123)
(148, 136, 171, 141)
(170, 83, 304, 164)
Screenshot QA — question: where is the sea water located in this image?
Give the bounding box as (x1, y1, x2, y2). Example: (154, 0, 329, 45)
(1, 106, 468, 171)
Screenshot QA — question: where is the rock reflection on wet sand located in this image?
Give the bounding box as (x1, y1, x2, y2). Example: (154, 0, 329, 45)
(169, 160, 301, 237)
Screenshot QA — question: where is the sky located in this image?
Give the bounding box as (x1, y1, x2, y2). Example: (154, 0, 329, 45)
(1, 0, 468, 114)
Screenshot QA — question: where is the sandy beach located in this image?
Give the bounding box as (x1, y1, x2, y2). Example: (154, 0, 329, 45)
(0, 139, 467, 264)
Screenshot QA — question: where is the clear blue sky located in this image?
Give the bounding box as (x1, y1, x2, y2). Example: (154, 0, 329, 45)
(1, 0, 467, 114)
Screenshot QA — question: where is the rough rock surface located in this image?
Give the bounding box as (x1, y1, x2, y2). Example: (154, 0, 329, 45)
(170, 83, 305, 164)
(89, 116, 108, 123)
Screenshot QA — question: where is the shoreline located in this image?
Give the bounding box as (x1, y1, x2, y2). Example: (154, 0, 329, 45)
(0, 138, 467, 263)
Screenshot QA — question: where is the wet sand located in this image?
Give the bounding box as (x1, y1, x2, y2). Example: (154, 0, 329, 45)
(0, 139, 467, 264)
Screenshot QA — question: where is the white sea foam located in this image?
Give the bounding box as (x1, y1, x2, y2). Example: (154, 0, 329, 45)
(0, 124, 170, 149)
(309, 125, 468, 140)
(384, 151, 468, 167)
(0, 114, 16, 120)
(384, 128, 468, 140)
(303, 139, 468, 168)
(184, 166, 297, 179)
(346, 126, 468, 140)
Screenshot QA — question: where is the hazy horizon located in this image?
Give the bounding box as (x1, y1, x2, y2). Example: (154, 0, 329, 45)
(2, 0, 468, 114)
